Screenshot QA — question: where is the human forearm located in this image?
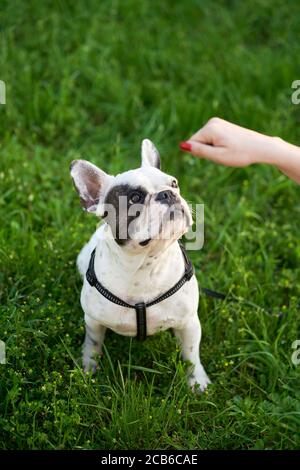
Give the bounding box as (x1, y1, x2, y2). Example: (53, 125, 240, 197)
(258, 137, 300, 184)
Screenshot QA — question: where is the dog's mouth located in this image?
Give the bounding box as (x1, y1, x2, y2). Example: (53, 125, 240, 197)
(137, 204, 191, 247)
(139, 238, 151, 246)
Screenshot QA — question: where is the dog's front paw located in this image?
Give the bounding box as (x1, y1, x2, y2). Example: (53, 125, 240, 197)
(188, 371, 211, 393)
(83, 357, 98, 375)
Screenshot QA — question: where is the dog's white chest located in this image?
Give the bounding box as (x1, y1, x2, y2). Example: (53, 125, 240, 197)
(81, 275, 198, 337)
(77, 226, 198, 337)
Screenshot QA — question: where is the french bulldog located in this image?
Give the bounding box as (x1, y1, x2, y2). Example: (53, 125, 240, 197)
(70, 139, 210, 391)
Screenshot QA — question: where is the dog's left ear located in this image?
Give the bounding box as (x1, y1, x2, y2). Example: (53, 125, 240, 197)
(70, 159, 112, 215)
(141, 139, 161, 170)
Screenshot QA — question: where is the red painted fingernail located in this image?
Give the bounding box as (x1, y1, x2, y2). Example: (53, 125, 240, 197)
(179, 141, 192, 152)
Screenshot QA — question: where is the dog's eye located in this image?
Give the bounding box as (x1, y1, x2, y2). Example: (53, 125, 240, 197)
(171, 179, 178, 188)
(129, 191, 142, 204)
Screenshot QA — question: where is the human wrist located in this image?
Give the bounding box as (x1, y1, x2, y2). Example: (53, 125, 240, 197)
(255, 135, 300, 184)
(265, 136, 300, 169)
(249, 135, 284, 165)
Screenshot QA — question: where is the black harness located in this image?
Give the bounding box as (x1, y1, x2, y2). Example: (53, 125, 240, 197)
(86, 242, 225, 341)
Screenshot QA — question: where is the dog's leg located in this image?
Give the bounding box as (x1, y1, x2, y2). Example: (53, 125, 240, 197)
(173, 316, 210, 392)
(82, 316, 106, 374)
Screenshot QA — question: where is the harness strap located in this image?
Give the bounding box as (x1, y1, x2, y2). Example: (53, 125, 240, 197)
(134, 302, 147, 341)
(86, 242, 225, 341)
(201, 287, 225, 300)
(86, 249, 133, 308)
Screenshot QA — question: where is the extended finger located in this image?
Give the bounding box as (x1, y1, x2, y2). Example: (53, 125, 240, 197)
(179, 140, 220, 160)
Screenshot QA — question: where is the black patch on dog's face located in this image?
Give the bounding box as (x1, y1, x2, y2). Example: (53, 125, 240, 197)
(104, 184, 147, 245)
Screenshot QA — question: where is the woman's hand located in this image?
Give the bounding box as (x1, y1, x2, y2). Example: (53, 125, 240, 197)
(180, 117, 279, 167)
(180, 117, 300, 184)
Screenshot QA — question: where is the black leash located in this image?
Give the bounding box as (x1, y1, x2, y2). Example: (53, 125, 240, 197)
(86, 243, 225, 341)
(200, 287, 225, 300)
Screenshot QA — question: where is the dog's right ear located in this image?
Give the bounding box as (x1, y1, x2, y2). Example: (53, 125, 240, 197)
(70, 160, 112, 214)
(141, 139, 161, 169)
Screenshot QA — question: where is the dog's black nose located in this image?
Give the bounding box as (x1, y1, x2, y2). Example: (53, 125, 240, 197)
(155, 190, 177, 205)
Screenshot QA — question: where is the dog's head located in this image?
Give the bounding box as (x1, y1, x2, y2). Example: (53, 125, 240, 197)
(70, 140, 192, 251)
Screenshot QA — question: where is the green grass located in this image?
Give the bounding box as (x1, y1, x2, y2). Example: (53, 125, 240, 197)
(1, 0, 300, 450)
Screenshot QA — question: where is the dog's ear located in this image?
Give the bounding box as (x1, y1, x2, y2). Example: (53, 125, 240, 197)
(70, 160, 112, 214)
(141, 139, 161, 169)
